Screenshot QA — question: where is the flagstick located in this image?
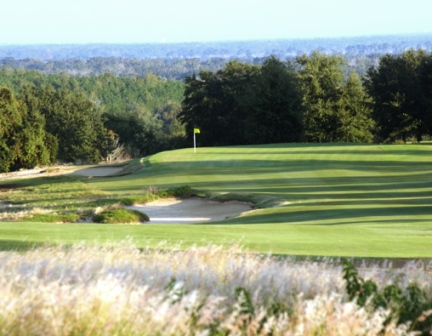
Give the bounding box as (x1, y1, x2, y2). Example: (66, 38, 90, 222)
(193, 132, 196, 153)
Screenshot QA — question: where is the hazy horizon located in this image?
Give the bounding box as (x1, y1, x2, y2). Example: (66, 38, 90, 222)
(2, 0, 431, 45)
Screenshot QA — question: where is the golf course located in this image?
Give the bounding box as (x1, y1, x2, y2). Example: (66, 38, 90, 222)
(1, 142, 431, 258)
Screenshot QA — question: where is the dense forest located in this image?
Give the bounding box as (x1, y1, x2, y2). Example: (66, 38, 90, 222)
(181, 50, 432, 147)
(1, 39, 432, 172)
(0, 71, 185, 172)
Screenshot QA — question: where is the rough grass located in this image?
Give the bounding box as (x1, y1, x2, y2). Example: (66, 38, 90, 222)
(0, 243, 429, 335)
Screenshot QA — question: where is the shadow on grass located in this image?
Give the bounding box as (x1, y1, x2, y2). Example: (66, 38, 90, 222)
(149, 159, 432, 171)
(0, 240, 46, 252)
(213, 205, 432, 225)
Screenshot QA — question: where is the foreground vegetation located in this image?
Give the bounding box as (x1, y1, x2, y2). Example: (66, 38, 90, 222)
(0, 243, 431, 335)
(1, 143, 432, 257)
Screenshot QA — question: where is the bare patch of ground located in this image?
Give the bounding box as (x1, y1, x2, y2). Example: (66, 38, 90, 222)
(0, 168, 54, 181)
(128, 197, 254, 224)
(0, 166, 124, 181)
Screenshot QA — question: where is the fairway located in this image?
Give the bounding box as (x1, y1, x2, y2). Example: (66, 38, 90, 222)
(1, 143, 432, 257)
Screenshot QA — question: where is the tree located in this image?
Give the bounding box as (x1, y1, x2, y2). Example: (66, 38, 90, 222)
(179, 62, 260, 146)
(104, 103, 163, 157)
(180, 58, 306, 146)
(242, 56, 305, 143)
(37, 85, 106, 163)
(179, 71, 221, 147)
(0, 87, 24, 172)
(334, 72, 374, 143)
(297, 52, 346, 142)
(0, 86, 54, 172)
(365, 49, 426, 143)
(298, 52, 373, 142)
(153, 101, 187, 152)
(13, 86, 55, 170)
(419, 54, 432, 137)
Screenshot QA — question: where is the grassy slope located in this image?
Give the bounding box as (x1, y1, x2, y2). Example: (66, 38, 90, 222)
(1, 143, 432, 257)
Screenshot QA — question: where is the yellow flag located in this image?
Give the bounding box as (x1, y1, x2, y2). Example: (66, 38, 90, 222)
(194, 128, 200, 134)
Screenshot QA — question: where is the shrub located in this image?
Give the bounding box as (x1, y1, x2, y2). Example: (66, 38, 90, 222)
(164, 185, 193, 198)
(343, 259, 432, 335)
(93, 208, 149, 224)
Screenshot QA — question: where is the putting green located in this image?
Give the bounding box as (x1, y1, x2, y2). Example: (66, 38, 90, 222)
(1, 143, 432, 257)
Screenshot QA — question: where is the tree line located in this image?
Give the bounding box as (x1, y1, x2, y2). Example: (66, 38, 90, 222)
(1, 49, 431, 172)
(180, 50, 432, 146)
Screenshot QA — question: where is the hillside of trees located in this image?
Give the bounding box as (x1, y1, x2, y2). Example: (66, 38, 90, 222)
(0, 71, 185, 172)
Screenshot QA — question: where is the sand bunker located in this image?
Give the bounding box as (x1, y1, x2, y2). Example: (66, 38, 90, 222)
(70, 167, 124, 177)
(128, 197, 253, 224)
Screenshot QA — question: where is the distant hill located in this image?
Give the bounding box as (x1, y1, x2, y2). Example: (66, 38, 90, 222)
(0, 34, 431, 79)
(1, 34, 431, 61)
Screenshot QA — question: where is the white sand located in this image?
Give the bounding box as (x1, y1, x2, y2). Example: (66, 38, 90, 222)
(128, 197, 253, 224)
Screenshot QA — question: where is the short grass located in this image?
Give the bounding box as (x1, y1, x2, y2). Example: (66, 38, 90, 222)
(1, 143, 432, 257)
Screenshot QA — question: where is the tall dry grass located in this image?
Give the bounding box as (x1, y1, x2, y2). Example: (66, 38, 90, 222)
(0, 243, 430, 335)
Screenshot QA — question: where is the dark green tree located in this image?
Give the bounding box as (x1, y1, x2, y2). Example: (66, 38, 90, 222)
(180, 61, 260, 146)
(16, 85, 58, 168)
(153, 101, 187, 152)
(37, 85, 106, 163)
(0, 86, 54, 172)
(365, 49, 427, 143)
(179, 71, 224, 146)
(0, 87, 24, 172)
(242, 56, 305, 143)
(419, 54, 432, 137)
(216, 61, 260, 145)
(180, 58, 306, 146)
(104, 105, 161, 157)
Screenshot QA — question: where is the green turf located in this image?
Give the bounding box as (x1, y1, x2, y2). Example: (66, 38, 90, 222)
(1, 143, 432, 257)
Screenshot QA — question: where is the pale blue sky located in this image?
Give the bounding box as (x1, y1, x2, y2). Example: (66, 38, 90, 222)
(1, 0, 431, 44)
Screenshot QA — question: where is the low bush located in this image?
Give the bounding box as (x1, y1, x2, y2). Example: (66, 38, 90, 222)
(93, 208, 149, 224)
(164, 185, 193, 198)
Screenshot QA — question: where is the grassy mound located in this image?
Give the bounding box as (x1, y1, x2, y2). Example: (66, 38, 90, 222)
(93, 208, 149, 224)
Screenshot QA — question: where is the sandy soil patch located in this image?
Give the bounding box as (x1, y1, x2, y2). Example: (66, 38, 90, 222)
(0, 165, 124, 181)
(0, 167, 70, 180)
(70, 167, 124, 177)
(128, 197, 253, 224)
